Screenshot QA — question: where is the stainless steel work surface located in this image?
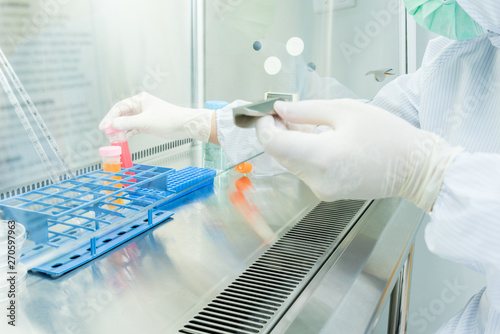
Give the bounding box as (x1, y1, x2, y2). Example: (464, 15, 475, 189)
(14, 147, 321, 334)
(9, 145, 423, 334)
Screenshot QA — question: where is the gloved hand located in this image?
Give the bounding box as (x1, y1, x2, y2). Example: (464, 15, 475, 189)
(255, 99, 464, 212)
(99, 92, 215, 142)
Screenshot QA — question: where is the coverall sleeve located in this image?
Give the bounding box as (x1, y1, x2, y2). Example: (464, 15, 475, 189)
(367, 72, 422, 128)
(216, 100, 261, 166)
(427, 152, 500, 315)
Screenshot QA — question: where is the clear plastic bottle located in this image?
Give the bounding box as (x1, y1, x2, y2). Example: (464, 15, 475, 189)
(202, 101, 229, 171)
(99, 146, 122, 173)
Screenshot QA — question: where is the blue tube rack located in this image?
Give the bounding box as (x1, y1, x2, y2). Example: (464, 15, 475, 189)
(0, 165, 216, 277)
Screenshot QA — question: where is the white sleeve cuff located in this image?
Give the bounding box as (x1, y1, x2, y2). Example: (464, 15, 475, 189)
(216, 100, 264, 166)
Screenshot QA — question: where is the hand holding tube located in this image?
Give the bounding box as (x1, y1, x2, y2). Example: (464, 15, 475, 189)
(99, 92, 216, 143)
(255, 99, 463, 212)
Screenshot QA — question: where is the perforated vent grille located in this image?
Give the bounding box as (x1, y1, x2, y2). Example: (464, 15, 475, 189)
(180, 200, 368, 334)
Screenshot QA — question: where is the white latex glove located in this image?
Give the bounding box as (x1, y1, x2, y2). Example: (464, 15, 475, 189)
(99, 92, 214, 142)
(255, 99, 464, 212)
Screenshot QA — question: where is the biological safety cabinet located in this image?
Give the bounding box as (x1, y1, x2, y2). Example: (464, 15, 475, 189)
(0, 1, 480, 333)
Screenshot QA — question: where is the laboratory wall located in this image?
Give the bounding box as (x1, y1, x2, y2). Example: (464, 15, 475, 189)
(205, 0, 403, 103)
(312, 0, 402, 99)
(0, 0, 192, 196)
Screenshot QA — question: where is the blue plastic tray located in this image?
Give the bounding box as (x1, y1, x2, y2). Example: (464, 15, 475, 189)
(0, 165, 216, 277)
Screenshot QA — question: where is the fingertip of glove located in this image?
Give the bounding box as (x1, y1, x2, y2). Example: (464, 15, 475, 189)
(111, 118, 127, 131)
(256, 114, 274, 128)
(98, 120, 109, 131)
(274, 100, 285, 110)
(256, 115, 279, 147)
(125, 130, 137, 140)
(274, 101, 289, 117)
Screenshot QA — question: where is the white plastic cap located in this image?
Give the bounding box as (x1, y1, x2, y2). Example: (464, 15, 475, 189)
(99, 146, 122, 157)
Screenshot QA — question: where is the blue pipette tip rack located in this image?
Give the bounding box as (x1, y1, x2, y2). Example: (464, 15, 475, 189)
(0, 165, 216, 277)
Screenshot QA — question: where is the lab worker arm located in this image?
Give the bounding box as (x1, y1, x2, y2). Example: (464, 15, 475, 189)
(255, 99, 462, 212)
(98, 94, 262, 166)
(99, 92, 217, 143)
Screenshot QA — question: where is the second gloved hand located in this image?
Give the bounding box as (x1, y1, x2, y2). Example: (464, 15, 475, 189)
(255, 99, 464, 212)
(99, 92, 214, 142)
